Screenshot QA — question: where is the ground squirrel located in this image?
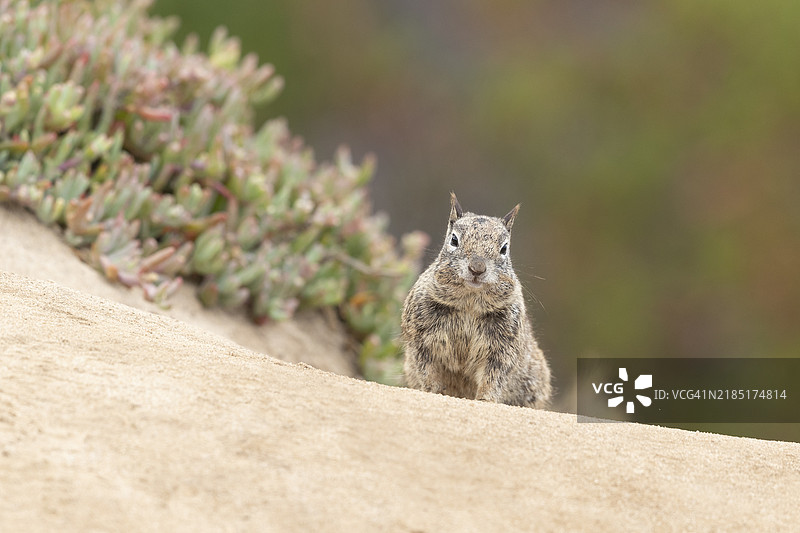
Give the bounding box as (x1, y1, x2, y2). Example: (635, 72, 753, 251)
(401, 192, 551, 408)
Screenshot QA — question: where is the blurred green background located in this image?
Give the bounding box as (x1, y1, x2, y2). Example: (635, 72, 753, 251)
(152, 0, 800, 440)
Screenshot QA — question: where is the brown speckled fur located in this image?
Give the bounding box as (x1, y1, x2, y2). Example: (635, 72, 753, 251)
(401, 192, 552, 408)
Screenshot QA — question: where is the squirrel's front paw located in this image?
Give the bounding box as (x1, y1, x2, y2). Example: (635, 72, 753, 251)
(475, 390, 501, 403)
(424, 382, 446, 395)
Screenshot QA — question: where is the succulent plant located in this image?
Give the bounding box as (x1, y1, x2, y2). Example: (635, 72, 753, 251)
(0, 0, 427, 382)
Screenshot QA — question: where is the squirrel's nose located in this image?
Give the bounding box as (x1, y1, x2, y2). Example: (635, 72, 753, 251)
(468, 257, 486, 277)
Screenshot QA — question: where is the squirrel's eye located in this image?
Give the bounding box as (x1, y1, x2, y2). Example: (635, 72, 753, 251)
(500, 243, 508, 255)
(450, 233, 459, 247)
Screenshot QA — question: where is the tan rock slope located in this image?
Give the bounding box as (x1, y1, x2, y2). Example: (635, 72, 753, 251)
(0, 205, 357, 377)
(2, 205, 800, 531)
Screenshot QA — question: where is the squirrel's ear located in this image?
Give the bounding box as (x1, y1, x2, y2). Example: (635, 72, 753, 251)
(449, 191, 463, 224)
(503, 204, 520, 231)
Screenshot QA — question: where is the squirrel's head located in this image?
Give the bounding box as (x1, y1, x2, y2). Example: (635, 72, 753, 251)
(432, 192, 520, 308)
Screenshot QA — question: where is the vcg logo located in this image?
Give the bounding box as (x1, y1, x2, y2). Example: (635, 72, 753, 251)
(592, 367, 653, 414)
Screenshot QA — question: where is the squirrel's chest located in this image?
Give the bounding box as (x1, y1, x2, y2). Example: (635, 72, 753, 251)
(434, 313, 488, 370)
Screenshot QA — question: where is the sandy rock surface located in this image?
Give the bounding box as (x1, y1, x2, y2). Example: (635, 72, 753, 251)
(0, 205, 357, 377)
(2, 205, 800, 532)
